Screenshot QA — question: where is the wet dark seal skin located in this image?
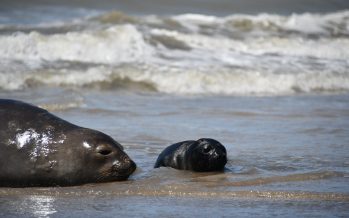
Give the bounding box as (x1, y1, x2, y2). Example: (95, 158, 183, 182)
(0, 99, 136, 187)
(154, 138, 227, 172)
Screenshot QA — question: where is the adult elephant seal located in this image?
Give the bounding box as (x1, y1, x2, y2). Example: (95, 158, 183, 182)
(154, 138, 227, 172)
(0, 99, 136, 187)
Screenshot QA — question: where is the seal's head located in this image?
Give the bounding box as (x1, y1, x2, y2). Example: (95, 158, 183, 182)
(60, 129, 137, 185)
(0, 99, 137, 187)
(187, 138, 227, 172)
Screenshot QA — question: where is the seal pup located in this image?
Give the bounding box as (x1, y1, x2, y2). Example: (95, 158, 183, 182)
(0, 99, 136, 187)
(154, 138, 227, 172)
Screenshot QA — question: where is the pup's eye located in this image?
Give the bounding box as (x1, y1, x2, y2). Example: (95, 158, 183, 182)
(96, 145, 113, 156)
(203, 145, 211, 153)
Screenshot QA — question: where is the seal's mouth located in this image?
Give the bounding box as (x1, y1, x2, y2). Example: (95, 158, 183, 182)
(111, 174, 130, 181)
(111, 159, 137, 179)
(96, 159, 136, 182)
(110, 170, 134, 180)
(96, 170, 130, 182)
(212, 158, 227, 171)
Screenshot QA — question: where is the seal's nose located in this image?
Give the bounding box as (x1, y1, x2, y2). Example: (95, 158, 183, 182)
(128, 159, 137, 175)
(120, 156, 137, 175)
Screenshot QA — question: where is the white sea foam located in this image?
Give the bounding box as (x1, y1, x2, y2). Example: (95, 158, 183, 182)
(172, 10, 349, 36)
(140, 67, 349, 95)
(1, 12, 348, 64)
(0, 24, 153, 64)
(1, 64, 348, 95)
(150, 28, 349, 60)
(0, 11, 348, 95)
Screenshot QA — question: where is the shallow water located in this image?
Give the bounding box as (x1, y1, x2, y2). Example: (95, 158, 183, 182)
(1, 89, 349, 217)
(1, 0, 349, 217)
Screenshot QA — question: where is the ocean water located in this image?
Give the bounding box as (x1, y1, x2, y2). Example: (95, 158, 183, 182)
(1, 0, 349, 217)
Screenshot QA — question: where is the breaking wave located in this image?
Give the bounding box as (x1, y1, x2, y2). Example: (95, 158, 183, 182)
(1, 64, 348, 95)
(0, 10, 348, 95)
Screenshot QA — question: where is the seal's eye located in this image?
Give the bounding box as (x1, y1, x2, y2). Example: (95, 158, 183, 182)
(98, 149, 112, 156)
(96, 145, 113, 156)
(203, 145, 212, 154)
